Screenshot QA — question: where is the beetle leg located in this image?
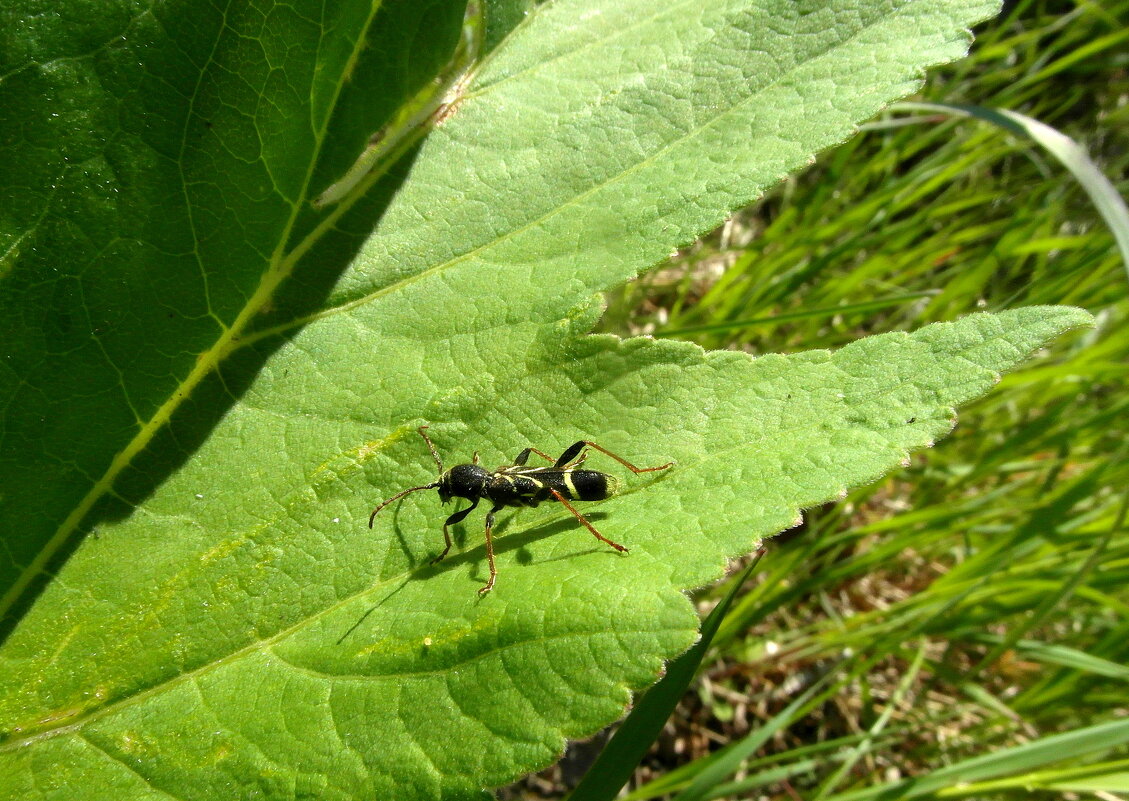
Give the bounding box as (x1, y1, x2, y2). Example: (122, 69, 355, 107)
(434, 498, 478, 564)
(554, 441, 586, 468)
(478, 503, 506, 594)
(570, 441, 673, 473)
(548, 489, 628, 552)
(512, 446, 556, 466)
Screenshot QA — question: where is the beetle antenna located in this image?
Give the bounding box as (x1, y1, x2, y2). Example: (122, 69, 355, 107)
(369, 482, 440, 528)
(417, 425, 444, 476)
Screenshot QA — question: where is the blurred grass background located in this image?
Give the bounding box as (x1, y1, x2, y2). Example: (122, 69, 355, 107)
(517, 0, 1129, 798)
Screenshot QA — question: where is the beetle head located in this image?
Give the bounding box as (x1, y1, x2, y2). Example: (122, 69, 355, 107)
(438, 463, 490, 503)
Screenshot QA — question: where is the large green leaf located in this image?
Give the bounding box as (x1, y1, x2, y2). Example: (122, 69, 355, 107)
(2, 0, 1093, 798)
(0, 306, 1091, 800)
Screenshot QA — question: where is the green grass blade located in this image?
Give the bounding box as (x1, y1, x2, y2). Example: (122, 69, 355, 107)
(811, 642, 929, 801)
(827, 718, 1129, 801)
(673, 658, 844, 801)
(896, 102, 1129, 281)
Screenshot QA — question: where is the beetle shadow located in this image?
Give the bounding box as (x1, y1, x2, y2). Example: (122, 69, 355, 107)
(504, 513, 618, 566)
(338, 509, 622, 641)
(380, 498, 471, 572)
(415, 510, 616, 588)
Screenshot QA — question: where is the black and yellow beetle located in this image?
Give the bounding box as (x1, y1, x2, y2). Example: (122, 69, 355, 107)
(369, 426, 673, 594)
